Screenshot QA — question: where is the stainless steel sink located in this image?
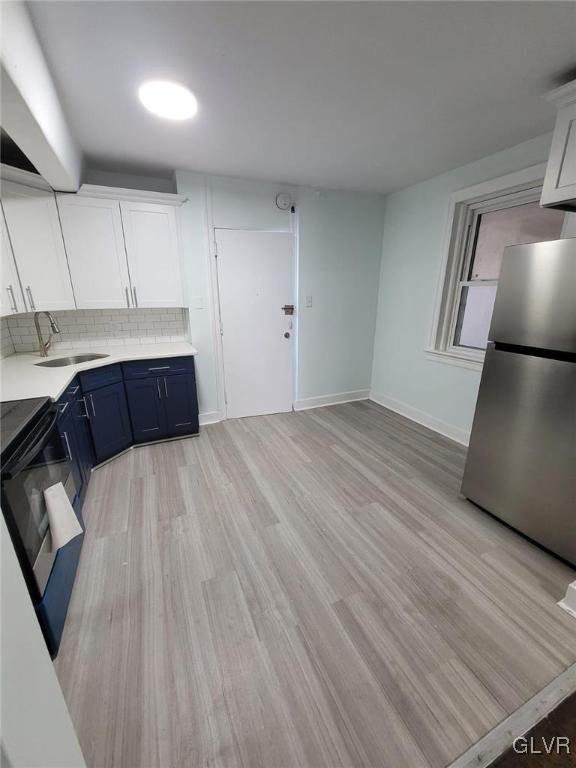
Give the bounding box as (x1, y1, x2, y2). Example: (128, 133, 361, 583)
(35, 353, 110, 368)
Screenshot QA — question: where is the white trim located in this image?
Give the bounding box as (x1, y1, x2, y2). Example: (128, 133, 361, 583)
(545, 78, 576, 108)
(447, 663, 576, 768)
(424, 348, 483, 372)
(369, 390, 470, 446)
(428, 164, 548, 368)
(78, 184, 187, 207)
(207, 188, 227, 421)
(294, 389, 369, 411)
(0, 164, 52, 190)
(199, 410, 224, 426)
(558, 581, 576, 620)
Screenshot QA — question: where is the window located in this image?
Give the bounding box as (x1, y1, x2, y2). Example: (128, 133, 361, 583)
(429, 168, 566, 367)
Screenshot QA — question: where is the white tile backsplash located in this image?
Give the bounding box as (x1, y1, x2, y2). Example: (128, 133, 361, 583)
(2, 308, 189, 353)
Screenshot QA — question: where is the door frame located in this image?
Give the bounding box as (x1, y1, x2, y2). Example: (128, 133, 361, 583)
(211, 226, 297, 420)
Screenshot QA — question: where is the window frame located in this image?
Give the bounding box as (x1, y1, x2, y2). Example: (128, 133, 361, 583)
(427, 163, 561, 370)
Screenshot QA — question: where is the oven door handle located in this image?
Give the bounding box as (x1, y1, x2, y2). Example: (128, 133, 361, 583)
(1, 407, 60, 479)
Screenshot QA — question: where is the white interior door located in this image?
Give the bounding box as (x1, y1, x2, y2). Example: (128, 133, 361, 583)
(216, 229, 295, 419)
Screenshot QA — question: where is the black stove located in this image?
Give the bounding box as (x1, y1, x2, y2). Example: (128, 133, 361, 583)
(0, 397, 51, 460)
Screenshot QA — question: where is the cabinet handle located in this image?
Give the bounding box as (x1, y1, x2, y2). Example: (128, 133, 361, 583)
(6, 286, 17, 313)
(89, 394, 96, 417)
(79, 397, 90, 419)
(26, 286, 36, 311)
(132, 286, 138, 307)
(58, 401, 69, 415)
(125, 287, 131, 307)
(164, 377, 168, 398)
(156, 378, 162, 399)
(69, 385, 80, 395)
(62, 431, 73, 462)
(149, 366, 170, 371)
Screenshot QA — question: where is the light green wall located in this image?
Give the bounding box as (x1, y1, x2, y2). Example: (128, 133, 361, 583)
(297, 188, 384, 402)
(175, 172, 385, 418)
(370, 133, 553, 443)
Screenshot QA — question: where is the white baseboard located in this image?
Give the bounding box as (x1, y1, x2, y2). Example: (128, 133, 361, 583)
(199, 410, 224, 426)
(559, 581, 576, 620)
(369, 391, 470, 446)
(293, 389, 370, 412)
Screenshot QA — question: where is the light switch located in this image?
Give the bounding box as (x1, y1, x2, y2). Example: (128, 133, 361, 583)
(305, 295, 313, 308)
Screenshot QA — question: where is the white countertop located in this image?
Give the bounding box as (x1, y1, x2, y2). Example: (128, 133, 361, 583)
(0, 342, 198, 402)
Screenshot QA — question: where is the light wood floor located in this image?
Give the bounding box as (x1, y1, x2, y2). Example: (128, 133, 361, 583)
(56, 401, 576, 768)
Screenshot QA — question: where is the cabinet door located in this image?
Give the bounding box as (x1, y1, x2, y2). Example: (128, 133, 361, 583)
(72, 396, 95, 491)
(120, 201, 184, 308)
(1, 181, 76, 311)
(58, 405, 84, 505)
(125, 377, 166, 442)
(86, 382, 132, 463)
(541, 99, 576, 209)
(0, 208, 26, 316)
(161, 373, 199, 437)
(57, 196, 131, 309)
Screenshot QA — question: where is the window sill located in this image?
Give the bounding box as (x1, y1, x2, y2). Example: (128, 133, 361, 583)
(425, 347, 484, 371)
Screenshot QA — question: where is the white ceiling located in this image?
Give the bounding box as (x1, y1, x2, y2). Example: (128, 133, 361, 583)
(27, 1, 576, 193)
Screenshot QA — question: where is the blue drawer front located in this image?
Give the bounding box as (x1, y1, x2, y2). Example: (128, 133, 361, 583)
(35, 528, 84, 658)
(122, 356, 195, 381)
(79, 364, 123, 393)
(56, 376, 81, 415)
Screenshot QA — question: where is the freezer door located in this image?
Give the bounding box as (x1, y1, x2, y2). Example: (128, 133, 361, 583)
(489, 238, 576, 354)
(462, 346, 576, 565)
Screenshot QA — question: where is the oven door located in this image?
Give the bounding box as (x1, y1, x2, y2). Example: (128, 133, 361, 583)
(1, 406, 78, 599)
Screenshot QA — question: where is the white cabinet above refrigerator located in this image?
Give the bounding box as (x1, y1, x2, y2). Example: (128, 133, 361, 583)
(541, 79, 576, 212)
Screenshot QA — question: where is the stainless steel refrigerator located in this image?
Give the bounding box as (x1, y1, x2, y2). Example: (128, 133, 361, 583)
(462, 237, 576, 566)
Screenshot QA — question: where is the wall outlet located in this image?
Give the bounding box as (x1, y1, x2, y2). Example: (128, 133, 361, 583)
(191, 296, 204, 310)
(305, 295, 313, 308)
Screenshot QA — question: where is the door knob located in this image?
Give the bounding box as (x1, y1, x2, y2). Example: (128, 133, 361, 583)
(284, 332, 290, 339)
(282, 305, 295, 315)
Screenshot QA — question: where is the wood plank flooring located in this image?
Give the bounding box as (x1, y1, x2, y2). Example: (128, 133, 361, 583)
(55, 401, 576, 768)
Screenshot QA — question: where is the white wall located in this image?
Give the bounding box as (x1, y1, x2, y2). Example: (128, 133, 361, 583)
(1, 517, 86, 768)
(370, 133, 554, 444)
(297, 188, 384, 407)
(175, 172, 385, 421)
(83, 167, 176, 194)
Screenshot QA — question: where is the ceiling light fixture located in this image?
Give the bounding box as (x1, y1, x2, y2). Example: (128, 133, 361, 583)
(138, 80, 198, 120)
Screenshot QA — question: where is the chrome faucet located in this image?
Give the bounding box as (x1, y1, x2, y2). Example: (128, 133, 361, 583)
(34, 312, 60, 357)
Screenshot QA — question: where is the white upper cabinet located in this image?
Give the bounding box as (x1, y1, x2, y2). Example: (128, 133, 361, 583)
(541, 80, 576, 211)
(1, 181, 76, 311)
(120, 201, 184, 308)
(58, 195, 132, 309)
(0, 209, 26, 316)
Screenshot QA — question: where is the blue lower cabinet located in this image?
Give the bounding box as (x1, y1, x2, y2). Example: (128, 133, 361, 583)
(57, 406, 84, 505)
(87, 381, 133, 463)
(72, 396, 95, 497)
(162, 373, 199, 436)
(57, 378, 95, 511)
(125, 372, 199, 443)
(125, 377, 167, 442)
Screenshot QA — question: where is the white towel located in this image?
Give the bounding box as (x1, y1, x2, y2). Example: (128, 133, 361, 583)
(44, 482, 83, 552)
